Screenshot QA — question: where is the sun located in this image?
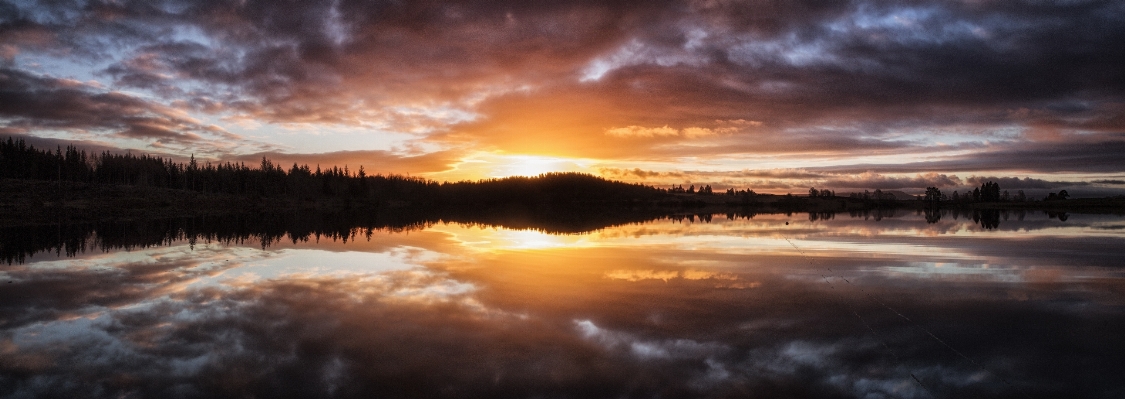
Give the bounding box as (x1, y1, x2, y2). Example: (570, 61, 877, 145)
(491, 155, 581, 177)
(431, 152, 594, 181)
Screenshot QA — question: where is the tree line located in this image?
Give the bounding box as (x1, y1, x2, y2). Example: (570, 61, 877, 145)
(665, 184, 716, 194)
(4, 137, 1077, 207)
(847, 189, 897, 201)
(922, 181, 1071, 206)
(0, 137, 663, 206)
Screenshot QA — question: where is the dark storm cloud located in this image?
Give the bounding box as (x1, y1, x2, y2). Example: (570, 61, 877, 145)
(707, 1, 1125, 108)
(59, 0, 658, 124)
(582, 0, 1125, 115)
(704, 132, 918, 156)
(0, 132, 124, 155)
(1, 68, 154, 129)
(821, 172, 963, 190)
(964, 176, 1086, 190)
(0, 68, 251, 150)
(821, 138, 1125, 175)
(14, 0, 1125, 119)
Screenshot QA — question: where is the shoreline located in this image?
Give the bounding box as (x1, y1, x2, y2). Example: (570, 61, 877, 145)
(3, 178, 1123, 227)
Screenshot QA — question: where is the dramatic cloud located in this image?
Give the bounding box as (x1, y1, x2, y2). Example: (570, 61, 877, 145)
(605, 121, 753, 139)
(605, 125, 681, 138)
(0, 68, 271, 155)
(823, 139, 1125, 175)
(224, 149, 461, 175)
(964, 176, 1086, 190)
(596, 165, 1120, 195)
(2, 0, 1123, 186)
(821, 172, 963, 190)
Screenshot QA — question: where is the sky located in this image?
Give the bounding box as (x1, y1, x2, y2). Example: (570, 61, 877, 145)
(2, 0, 1124, 195)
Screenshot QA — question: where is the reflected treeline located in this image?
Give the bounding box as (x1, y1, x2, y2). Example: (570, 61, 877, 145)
(3, 209, 770, 264)
(1045, 211, 1071, 221)
(1, 212, 400, 264)
(919, 208, 1069, 229)
(670, 210, 778, 224)
(848, 208, 911, 221)
(808, 211, 837, 222)
(668, 213, 714, 223)
(1, 207, 683, 264)
(5, 206, 1076, 264)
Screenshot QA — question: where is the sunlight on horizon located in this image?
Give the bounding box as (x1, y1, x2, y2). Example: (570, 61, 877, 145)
(430, 152, 595, 181)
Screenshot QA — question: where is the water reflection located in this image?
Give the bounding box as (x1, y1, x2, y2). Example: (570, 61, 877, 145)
(2, 213, 1124, 398)
(917, 208, 1077, 228)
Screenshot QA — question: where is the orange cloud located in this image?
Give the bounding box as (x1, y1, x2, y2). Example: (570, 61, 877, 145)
(223, 149, 463, 176)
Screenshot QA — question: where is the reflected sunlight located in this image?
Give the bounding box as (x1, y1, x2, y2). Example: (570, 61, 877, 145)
(496, 230, 571, 250)
(3, 212, 1125, 398)
(427, 224, 596, 251)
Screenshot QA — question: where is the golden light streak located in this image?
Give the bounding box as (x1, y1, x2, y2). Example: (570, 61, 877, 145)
(428, 152, 597, 181)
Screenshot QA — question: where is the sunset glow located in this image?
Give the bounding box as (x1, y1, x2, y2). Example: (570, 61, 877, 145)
(435, 153, 595, 181)
(4, 2, 1125, 394)
(3, 1, 1124, 197)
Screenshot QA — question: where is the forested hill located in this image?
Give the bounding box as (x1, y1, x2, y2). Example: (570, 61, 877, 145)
(0, 137, 664, 206)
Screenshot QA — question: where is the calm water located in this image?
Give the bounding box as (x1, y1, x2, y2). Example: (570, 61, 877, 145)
(2, 211, 1124, 398)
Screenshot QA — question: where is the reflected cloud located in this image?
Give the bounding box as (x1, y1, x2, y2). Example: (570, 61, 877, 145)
(574, 319, 728, 361)
(2, 214, 1124, 397)
(603, 269, 760, 289)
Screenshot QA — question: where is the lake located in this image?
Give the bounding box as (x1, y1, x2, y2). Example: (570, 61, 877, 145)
(1, 210, 1123, 398)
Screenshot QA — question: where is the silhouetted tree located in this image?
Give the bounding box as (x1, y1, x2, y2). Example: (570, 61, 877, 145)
(924, 187, 942, 207)
(924, 207, 941, 223)
(1045, 190, 1070, 201)
(2, 139, 673, 207)
(975, 210, 1001, 230)
(978, 181, 1000, 202)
